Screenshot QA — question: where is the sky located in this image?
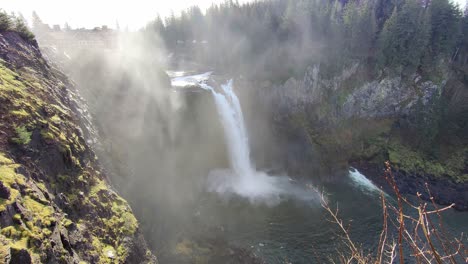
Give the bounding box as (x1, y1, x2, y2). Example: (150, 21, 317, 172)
(0, 0, 466, 30)
(0, 0, 253, 30)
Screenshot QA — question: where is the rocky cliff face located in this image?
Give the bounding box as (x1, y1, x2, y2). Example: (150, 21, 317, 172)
(264, 64, 441, 121)
(0, 31, 157, 263)
(256, 63, 468, 209)
(341, 77, 440, 119)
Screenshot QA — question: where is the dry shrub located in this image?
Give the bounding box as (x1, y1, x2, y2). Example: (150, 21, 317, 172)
(317, 161, 466, 264)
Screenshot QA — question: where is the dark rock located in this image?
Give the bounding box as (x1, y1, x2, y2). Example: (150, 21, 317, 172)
(15, 167, 30, 179)
(60, 230, 73, 255)
(124, 232, 158, 264)
(0, 204, 16, 227)
(12, 202, 32, 222)
(0, 181, 10, 199)
(9, 248, 32, 264)
(55, 193, 70, 209)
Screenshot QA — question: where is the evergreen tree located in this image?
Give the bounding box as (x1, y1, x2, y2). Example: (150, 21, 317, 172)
(143, 0, 464, 78)
(378, 7, 398, 66)
(378, 0, 430, 74)
(0, 10, 12, 31)
(343, 0, 377, 58)
(15, 15, 35, 41)
(428, 0, 462, 59)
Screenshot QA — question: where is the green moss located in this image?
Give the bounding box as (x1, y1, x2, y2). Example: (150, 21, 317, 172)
(40, 130, 55, 141)
(23, 196, 54, 227)
(0, 60, 145, 262)
(1, 226, 20, 239)
(61, 218, 73, 228)
(36, 182, 46, 192)
(0, 63, 25, 92)
(90, 236, 118, 264)
(11, 126, 32, 145)
(50, 115, 62, 124)
(0, 153, 13, 165)
(117, 245, 128, 260)
(49, 124, 67, 142)
(50, 104, 69, 117)
(89, 179, 108, 198)
(1, 225, 30, 251)
(0, 161, 23, 211)
(122, 212, 138, 235)
(102, 245, 116, 259)
(13, 214, 21, 222)
(388, 141, 467, 182)
(106, 197, 138, 236)
(10, 109, 29, 118)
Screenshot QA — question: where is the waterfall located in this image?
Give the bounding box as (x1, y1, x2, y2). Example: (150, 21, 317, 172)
(201, 80, 253, 182)
(199, 78, 316, 204)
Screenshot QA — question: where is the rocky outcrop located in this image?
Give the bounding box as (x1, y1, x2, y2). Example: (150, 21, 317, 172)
(255, 63, 467, 209)
(263, 64, 441, 121)
(342, 78, 441, 119)
(0, 31, 157, 263)
(262, 65, 359, 118)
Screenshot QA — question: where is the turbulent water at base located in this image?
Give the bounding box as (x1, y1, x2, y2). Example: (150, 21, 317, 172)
(200, 79, 315, 205)
(166, 72, 468, 263)
(348, 167, 382, 194)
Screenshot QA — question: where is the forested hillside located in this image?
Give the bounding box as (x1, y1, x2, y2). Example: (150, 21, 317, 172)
(147, 0, 467, 81)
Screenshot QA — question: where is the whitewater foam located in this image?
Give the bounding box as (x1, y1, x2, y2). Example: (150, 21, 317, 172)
(200, 79, 316, 205)
(171, 72, 212, 87)
(348, 168, 381, 195)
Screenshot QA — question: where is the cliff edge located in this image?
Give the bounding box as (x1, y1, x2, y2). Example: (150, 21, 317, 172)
(0, 31, 157, 263)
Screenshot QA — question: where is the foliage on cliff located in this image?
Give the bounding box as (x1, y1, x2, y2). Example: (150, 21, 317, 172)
(0, 31, 156, 263)
(0, 10, 35, 42)
(147, 0, 466, 80)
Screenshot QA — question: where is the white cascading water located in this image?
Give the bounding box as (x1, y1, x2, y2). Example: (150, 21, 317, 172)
(348, 168, 385, 196)
(205, 80, 252, 179)
(201, 79, 315, 205)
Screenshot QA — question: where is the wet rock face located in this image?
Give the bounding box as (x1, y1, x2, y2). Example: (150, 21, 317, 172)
(9, 248, 32, 264)
(264, 64, 441, 121)
(0, 31, 157, 263)
(252, 62, 467, 210)
(0, 182, 10, 199)
(342, 78, 440, 119)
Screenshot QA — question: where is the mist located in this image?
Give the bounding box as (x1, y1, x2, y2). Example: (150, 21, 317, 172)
(26, 0, 468, 262)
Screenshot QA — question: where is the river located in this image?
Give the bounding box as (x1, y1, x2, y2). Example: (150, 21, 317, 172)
(165, 71, 468, 263)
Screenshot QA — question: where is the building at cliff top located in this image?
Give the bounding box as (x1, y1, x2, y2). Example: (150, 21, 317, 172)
(34, 25, 119, 51)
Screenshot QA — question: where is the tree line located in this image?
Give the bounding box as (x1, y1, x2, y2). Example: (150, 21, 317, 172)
(0, 10, 35, 42)
(145, 0, 467, 80)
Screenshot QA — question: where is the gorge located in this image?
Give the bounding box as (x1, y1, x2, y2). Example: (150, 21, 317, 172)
(1, 0, 468, 263)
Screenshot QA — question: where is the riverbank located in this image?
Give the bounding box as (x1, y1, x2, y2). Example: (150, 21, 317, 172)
(351, 160, 468, 211)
